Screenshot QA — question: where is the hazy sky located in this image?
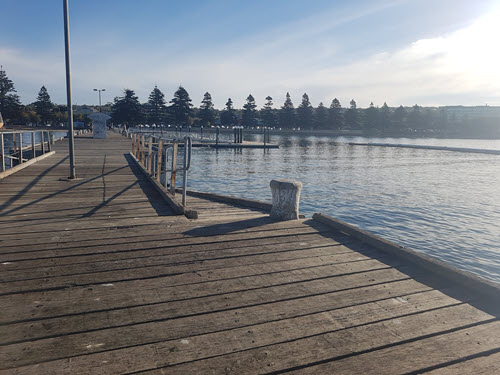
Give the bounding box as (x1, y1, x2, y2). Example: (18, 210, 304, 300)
(2, 0, 500, 108)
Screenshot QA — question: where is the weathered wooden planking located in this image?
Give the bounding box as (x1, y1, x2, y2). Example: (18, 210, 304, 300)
(0, 266, 414, 346)
(423, 351, 500, 374)
(0, 278, 433, 370)
(0, 247, 383, 295)
(0, 251, 388, 324)
(0, 290, 466, 374)
(142, 308, 497, 375)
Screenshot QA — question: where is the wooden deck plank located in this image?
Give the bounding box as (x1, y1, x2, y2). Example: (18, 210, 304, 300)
(0, 254, 390, 324)
(0, 264, 409, 345)
(423, 351, 500, 374)
(0, 234, 351, 272)
(0, 278, 432, 370)
(0, 289, 464, 375)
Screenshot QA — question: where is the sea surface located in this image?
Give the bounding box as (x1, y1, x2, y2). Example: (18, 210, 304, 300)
(186, 133, 500, 283)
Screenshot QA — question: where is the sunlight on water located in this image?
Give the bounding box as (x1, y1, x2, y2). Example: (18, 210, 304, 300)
(187, 134, 500, 282)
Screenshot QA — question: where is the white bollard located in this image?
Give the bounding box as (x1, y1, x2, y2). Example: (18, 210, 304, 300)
(270, 179, 302, 220)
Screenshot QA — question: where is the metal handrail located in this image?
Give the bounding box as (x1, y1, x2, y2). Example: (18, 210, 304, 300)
(0, 129, 90, 173)
(132, 127, 236, 144)
(131, 133, 192, 206)
(0, 130, 63, 172)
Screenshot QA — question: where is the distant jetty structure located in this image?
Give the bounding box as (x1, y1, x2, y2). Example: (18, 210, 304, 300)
(349, 142, 500, 155)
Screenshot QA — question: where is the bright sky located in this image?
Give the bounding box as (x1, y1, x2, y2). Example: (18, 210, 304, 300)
(2, 0, 500, 108)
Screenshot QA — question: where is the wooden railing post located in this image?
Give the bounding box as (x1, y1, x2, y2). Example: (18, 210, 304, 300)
(147, 137, 153, 174)
(136, 134, 139, 158)
(41, 131, 45, 154)
(163, 146, 168, 187)
(47, 132, 52, 152)
(170, 142, 178, 195)
(32, 132, 36, 158)
(157, 140, 163, 183)
(0, 133, 5, 172)
(12, 133, 17, 166)
(19, 133, 23, 164)
(182, 137, 190, 206)
(140, 135, 145, 165)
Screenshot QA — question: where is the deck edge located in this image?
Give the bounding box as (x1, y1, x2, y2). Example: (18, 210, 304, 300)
(312, 212, 500, 300)
(128, 152, 198, 219)
(0, 151, 56, 180)
(177, 188, 272, 212)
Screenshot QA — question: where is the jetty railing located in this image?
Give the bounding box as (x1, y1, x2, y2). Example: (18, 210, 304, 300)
(128, 125, 273, 147)
(131, 127, 234, 144)
(131, 133, 192, 206)
(0, 130, 66, 172)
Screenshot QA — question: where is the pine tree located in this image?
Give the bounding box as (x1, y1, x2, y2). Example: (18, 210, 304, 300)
(364, 101, 379, 130)
(34, 86, 54, 125)
(297, 93, 313, 129)
(111, 89, 144, 126)
(408, 104, 423, 131)
(279, 92, 295, 129)
(379, 102, 391, 132)
(199, 92, 215, 126)
(220, 98, 238, 126)
(260, 96, 276, 127)
(241, 94, 257, 127)
(314, 102, 328, 129)
(329, 98, 344, 130)
(345, 99, 359, 129)
(169, 86, 193, 125)
(146, 85, 167, 125)
(392, 105, 407, 130)
(0, 66, 22, 125)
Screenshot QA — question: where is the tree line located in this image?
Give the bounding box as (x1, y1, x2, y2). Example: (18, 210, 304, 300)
(1, 66, 498, 136)
(0, 66, 89, 127)
(114, 85, 498, 137)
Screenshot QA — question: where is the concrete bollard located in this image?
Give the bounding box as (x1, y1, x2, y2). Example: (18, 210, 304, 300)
(270, 179, 302, 220)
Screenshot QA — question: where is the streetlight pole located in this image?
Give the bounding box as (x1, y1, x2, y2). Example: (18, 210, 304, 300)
(93, 89, 106, 112)
(63, 0, 76, 179)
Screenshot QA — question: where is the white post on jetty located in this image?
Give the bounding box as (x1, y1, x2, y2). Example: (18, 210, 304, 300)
(89, 113, 111, 139)
(270, 179, 302, 220)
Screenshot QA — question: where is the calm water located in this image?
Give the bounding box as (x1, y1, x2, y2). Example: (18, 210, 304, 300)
(186, 134, 500, 283)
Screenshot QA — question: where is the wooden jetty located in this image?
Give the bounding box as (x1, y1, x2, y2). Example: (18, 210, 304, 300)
(0, 132, 499, 374)
(132, 127, 279, 149)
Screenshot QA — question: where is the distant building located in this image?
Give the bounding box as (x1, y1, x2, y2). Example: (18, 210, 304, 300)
(74, 121, 85, 129)
(440, 105, 500, 119)
(74, 106, 97, 116)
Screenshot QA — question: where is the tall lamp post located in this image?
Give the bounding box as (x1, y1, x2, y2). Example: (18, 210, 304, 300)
(93, 88, 106, 112)
(63, 0, 76, 179)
